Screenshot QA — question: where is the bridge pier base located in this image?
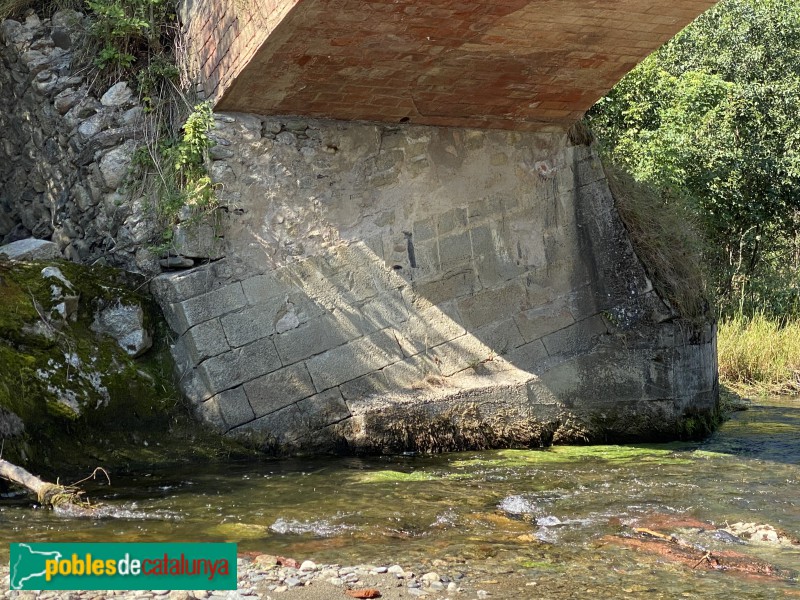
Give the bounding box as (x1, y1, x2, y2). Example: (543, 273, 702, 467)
(152, 115, 717, 451)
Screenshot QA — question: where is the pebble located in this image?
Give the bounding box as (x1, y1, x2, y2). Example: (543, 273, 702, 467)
(421, 572, 441, 583)
(298, 560, 316, 572)
(319, 569, 339, 579)
(387, 565, 405, 575)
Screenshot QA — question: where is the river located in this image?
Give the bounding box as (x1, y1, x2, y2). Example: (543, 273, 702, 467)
(1, 397, 798, 598)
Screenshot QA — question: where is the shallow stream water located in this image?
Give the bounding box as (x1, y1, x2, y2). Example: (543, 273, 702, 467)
(2, 398, 799, 598)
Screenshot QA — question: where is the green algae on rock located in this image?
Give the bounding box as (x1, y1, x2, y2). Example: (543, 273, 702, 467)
(448, 443, 699, 469)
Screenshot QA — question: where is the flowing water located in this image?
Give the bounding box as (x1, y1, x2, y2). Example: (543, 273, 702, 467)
(2, 397, 799, 598)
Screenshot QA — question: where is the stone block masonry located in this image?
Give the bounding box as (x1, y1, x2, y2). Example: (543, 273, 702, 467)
(151, 115, 718, 453)
(0, 12, 159, 272)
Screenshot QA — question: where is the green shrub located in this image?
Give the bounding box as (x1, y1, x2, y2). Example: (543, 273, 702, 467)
(133, 101, 217, 236)
(85, 0, 173, 81)
(83, 0, 216, 246)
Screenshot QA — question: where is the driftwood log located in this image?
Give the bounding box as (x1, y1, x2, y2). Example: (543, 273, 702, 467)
(0, 458, 88, 507)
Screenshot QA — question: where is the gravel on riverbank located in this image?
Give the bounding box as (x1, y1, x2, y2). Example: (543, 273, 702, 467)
(1, 554, 508, 600)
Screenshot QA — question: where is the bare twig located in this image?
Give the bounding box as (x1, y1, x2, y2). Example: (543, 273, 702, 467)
(70, 467, 111, 488)
(693, 551, 713, 569)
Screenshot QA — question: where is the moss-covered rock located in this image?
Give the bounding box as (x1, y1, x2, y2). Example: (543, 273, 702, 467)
(0, 257, 203, 473)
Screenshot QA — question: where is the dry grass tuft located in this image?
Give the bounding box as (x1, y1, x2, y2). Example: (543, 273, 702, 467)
(0, 0, 33, 19)
(605, 164, 709, 320)
(0, 0, 80, 20)
(718, 313, 800, 394)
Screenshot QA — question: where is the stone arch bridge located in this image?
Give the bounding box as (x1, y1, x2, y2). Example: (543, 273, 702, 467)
(152, 0, 719, 452)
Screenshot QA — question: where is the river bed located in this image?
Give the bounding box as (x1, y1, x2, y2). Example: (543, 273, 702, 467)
(2, 397, 799, 598)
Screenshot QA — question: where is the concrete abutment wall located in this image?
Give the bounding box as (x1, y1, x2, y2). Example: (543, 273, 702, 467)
(152, 115, 717, 452)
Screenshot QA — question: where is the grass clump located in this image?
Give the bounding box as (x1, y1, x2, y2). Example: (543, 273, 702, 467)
(605, 164, 709, 321)
(0, 0, 31, 18)
(132, 99, 218, 255)
(85, 0, 172, 78)
(718, 312, 800, 394)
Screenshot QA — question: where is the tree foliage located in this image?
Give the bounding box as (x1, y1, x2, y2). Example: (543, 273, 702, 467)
(588, 0, 800, 317)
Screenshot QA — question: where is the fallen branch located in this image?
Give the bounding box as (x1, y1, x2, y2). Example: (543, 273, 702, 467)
(693, 551, 713, 569)
(633, 527, 679, 543)
(0, 458, 89, 508)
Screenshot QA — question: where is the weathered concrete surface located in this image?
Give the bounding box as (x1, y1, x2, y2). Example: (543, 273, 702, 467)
(182, 0, 717, 130)
(152, 115, 717, 452)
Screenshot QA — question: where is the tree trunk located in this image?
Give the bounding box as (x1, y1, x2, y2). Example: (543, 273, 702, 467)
(0, 458, 83, 507)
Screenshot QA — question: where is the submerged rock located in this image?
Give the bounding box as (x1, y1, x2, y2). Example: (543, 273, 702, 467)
(498, 495, 539, 516)
(723, 522, 800, 546)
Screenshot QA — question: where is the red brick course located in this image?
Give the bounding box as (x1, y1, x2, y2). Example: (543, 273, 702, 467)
(185, 0, 717, 131)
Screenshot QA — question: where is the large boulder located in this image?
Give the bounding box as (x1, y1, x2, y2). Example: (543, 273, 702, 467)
(0, 257, 172, 467)
(0, 238, 62, 261)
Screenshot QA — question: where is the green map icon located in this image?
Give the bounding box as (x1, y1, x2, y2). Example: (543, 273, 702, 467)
(10, 543, 64, 590)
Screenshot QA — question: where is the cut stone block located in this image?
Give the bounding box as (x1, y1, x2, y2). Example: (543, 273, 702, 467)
(170, 282, 246, 334)
(198, 337, 281, 394)
(297, 388, 351, 430)
(244, 363, 316, 418)
(184, 319, 230, 364)
(213, 386, 255, 428)
(306, 328, 405, 392)
(457, 280, 528, 329)
(274, 313, 352, 365)
(541, 314, 608, 356)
